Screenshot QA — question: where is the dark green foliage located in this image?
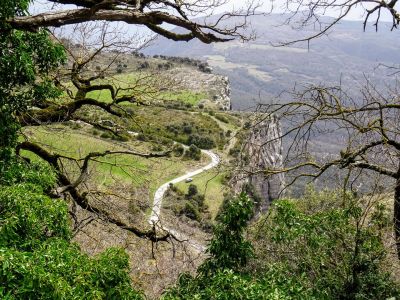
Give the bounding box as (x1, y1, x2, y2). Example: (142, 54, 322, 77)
(0, 160, 143, 299)
(173, 144, 184, 157)
(243, 121, 251, 129)
(164, 193, 258, 299)
(0, 185, 70, 251)
(111, 133, 130, 142)
(0, 159, 56, 191)
(173, 184, 207, 221)
(1, 242, 143, 299)
(181, 202, 201, 221)
(165, 184, 207, 222)
(191, 194, 205, 209)
(184, 144, 201, 161)
(163, 268, 314, 300)
(168, 183, 178, 193)
(136, 133, 149, 141)
(200, 193, 254, 274)
(186, 184, 198, 198)
(165, 190, 399, 300)
(0, 0, 65, 162)
(251, 189, 400, 300)
(182, 125, 193, 134)
(0, 113, 20, 161)
(228, 147, 240, 157)
(187, 134, 215, 149)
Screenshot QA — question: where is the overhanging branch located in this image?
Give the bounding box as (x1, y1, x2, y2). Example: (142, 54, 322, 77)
(16, 141, 173, 242)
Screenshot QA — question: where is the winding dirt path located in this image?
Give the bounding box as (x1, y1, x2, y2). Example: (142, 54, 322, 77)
(149, 150, 220, 225)
(148, 150, 220, 252)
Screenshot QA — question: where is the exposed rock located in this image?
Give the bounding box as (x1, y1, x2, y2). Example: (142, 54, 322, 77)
(167, 67, 231, 110)
(231, 115, 284, 215)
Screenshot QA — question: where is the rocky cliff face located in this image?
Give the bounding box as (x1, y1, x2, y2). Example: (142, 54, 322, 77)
(211, 76, 231, 111)
(231, 116, 284, 215)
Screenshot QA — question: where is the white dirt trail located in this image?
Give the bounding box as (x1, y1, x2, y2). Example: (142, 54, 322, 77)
(149, 150, 219, 252)
(149, 150, 220, 224)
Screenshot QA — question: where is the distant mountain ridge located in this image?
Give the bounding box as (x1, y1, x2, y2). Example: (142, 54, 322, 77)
(144, 13, 400, 110)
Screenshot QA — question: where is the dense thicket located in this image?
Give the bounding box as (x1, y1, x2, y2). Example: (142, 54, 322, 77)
(0, 0, 65, 162)
(0, 160, 143, 299)
(164, 190, 400, 299)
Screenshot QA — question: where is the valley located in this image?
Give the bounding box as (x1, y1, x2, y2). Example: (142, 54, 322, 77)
(2, 3, 400, 298)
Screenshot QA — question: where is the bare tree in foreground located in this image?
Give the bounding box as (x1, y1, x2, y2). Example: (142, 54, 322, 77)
(258, 83, 400, 259)
(9, 0, 260, 42)
(7, 0, 260, 242)
(17, 21, 180, 241)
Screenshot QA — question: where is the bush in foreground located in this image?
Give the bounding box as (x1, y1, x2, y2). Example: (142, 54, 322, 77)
(0, 160, 143, 299)
(164, 190, 400, 300)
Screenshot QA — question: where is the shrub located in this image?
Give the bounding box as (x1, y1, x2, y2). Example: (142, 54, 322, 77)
(168, 183, 178, 193)
(151, 144, 163, 152)
(182, 124, 193, 134)
(181, 202, 200, 221)
(100, 131, 112, 139)
(186, 184, 198, 198)
(200, 192, 254, 274)
(229, 147, 240, 157)
(192, 194, 206, 209)
(165, 194, 257, 299)
(187, 134, 215, 149)
(111, 133, 130, 142)
(215, 114, 229, 123)
(184, 144, 201, 160)
(165, 190, 400, 300)
(136, 133, 148, 141)
(243, 121, 251, 129)
(0, 161, 143, 299)
(173, 144, 184, 157)
(70, 122, 82, 130)
(251, 189, 400, 300)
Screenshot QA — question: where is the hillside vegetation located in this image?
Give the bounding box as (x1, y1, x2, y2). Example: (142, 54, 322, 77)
(2, 0, 400, 298)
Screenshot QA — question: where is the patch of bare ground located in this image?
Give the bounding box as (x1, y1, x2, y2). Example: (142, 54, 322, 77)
(72, 195, 207, 299)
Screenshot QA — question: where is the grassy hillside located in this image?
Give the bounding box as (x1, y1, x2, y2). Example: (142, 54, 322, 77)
(22, 124, 211, 215)
(14, 48, 247, 297)
(175, 170, 227, 220)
